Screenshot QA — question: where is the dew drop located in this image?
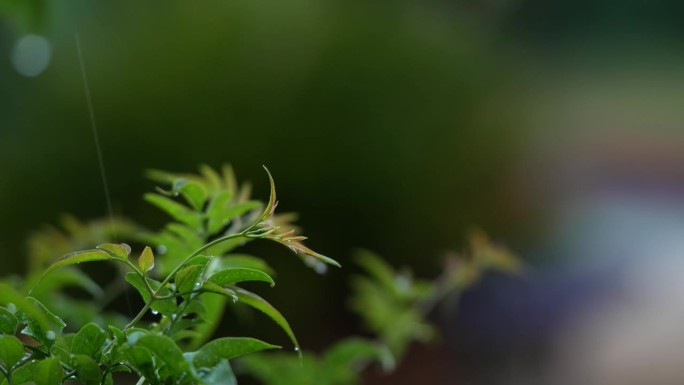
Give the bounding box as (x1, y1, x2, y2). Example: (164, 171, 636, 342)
(314, 262, 328, 275)
(193, 282, 202, 290)
(157, 245, 167, 255)
(120, 243, 132, 255)
(6, 303, 16, 313)
(45, 330, 56, 340)
(232, 296, 238, 303)
(395, 275, 410, 292)
(151, 309, 159, 315)
(294, 346, 300, 352)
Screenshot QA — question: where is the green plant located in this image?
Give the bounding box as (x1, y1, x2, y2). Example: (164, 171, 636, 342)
(238, 232, 521, 385)
(0, 165, 339, 385)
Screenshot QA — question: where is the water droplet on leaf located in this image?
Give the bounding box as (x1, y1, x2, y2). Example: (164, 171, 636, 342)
(46, 330, 56, 340)
(314, 262, 328, 275)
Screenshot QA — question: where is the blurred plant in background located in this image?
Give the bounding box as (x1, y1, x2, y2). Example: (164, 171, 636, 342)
(239, 232, 522, 385)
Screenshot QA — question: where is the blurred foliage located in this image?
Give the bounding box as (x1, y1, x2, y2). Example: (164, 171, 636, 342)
(238, 232, 522, 385)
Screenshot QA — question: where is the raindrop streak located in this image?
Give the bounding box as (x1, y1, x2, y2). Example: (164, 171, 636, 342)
(75, 32, 117, 242)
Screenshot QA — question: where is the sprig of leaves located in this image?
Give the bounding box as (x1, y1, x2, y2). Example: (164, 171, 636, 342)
(0, 165, 337, 385)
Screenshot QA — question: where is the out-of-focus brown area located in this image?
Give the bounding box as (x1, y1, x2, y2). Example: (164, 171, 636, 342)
(3, 1, 684, 383)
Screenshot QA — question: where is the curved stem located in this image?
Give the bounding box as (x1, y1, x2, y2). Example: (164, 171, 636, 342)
(123, 231, 248, 330)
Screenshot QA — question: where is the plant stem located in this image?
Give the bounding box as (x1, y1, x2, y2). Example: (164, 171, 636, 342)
(122, 231, 248, 330)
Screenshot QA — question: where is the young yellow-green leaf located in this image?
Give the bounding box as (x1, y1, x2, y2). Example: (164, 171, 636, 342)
(144, 193, 202, 229)
(0, 335, 24, 369)
(96, 243, 131, 259)
(34, 357, 64, 385)
(259, 166, 277, 222)
(208, 268, 274, 287)
(0, 307, 18, 335)
(232, 287, 299, 352)
(193, 337, 279, 368)
(138, 247, 155, 273)
(72, 323, 108, 358)
(72, 355, 101, 385)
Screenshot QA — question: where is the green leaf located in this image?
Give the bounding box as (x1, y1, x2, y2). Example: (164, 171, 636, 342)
(232, 287, 299, 351)
(124, 346, 158, 383)
(179, 180, 208, 211)
(144, 193, 202, 229)
(199, 165, 222, 193)
(32, 249, 115, 291)
(354, 250, 399, 294)
(96, 243, 131, 259)
(0, 335, 24, 369)
(201, 282, 238, 302)
(134, 334, 189, 375)
(324, 338, 395, 372)
(0, 308, 18, 335)
(206, 191, 233, 234)
(34, 357, 64, 385)
(196, 359, 237, 385)
(175, 265, 205, 300)
(193, 337, 279, 368)
(125, 273, 177, 317)
(209, 201, 261, 235)
(186, 297, 225, 350)
(72, 323, 107, 358)
(208, 268, 274, 287)
(138, 246, 155, 273)
(8, 360, 37, 385)
(166, 223, 203, 250)
(18, 297, 66, 347)
(72, 354, 101, 385)
(0, 286, 51, 340)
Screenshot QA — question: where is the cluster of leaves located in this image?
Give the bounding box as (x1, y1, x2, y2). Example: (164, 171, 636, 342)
(0, 165, 339, 385)
(238, 231, 522, 385)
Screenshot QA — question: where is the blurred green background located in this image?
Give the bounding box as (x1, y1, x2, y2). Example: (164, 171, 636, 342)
(4, 1, 684, 384)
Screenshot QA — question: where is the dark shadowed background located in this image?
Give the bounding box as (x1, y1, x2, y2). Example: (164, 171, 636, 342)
(3, 1, 684, 384)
